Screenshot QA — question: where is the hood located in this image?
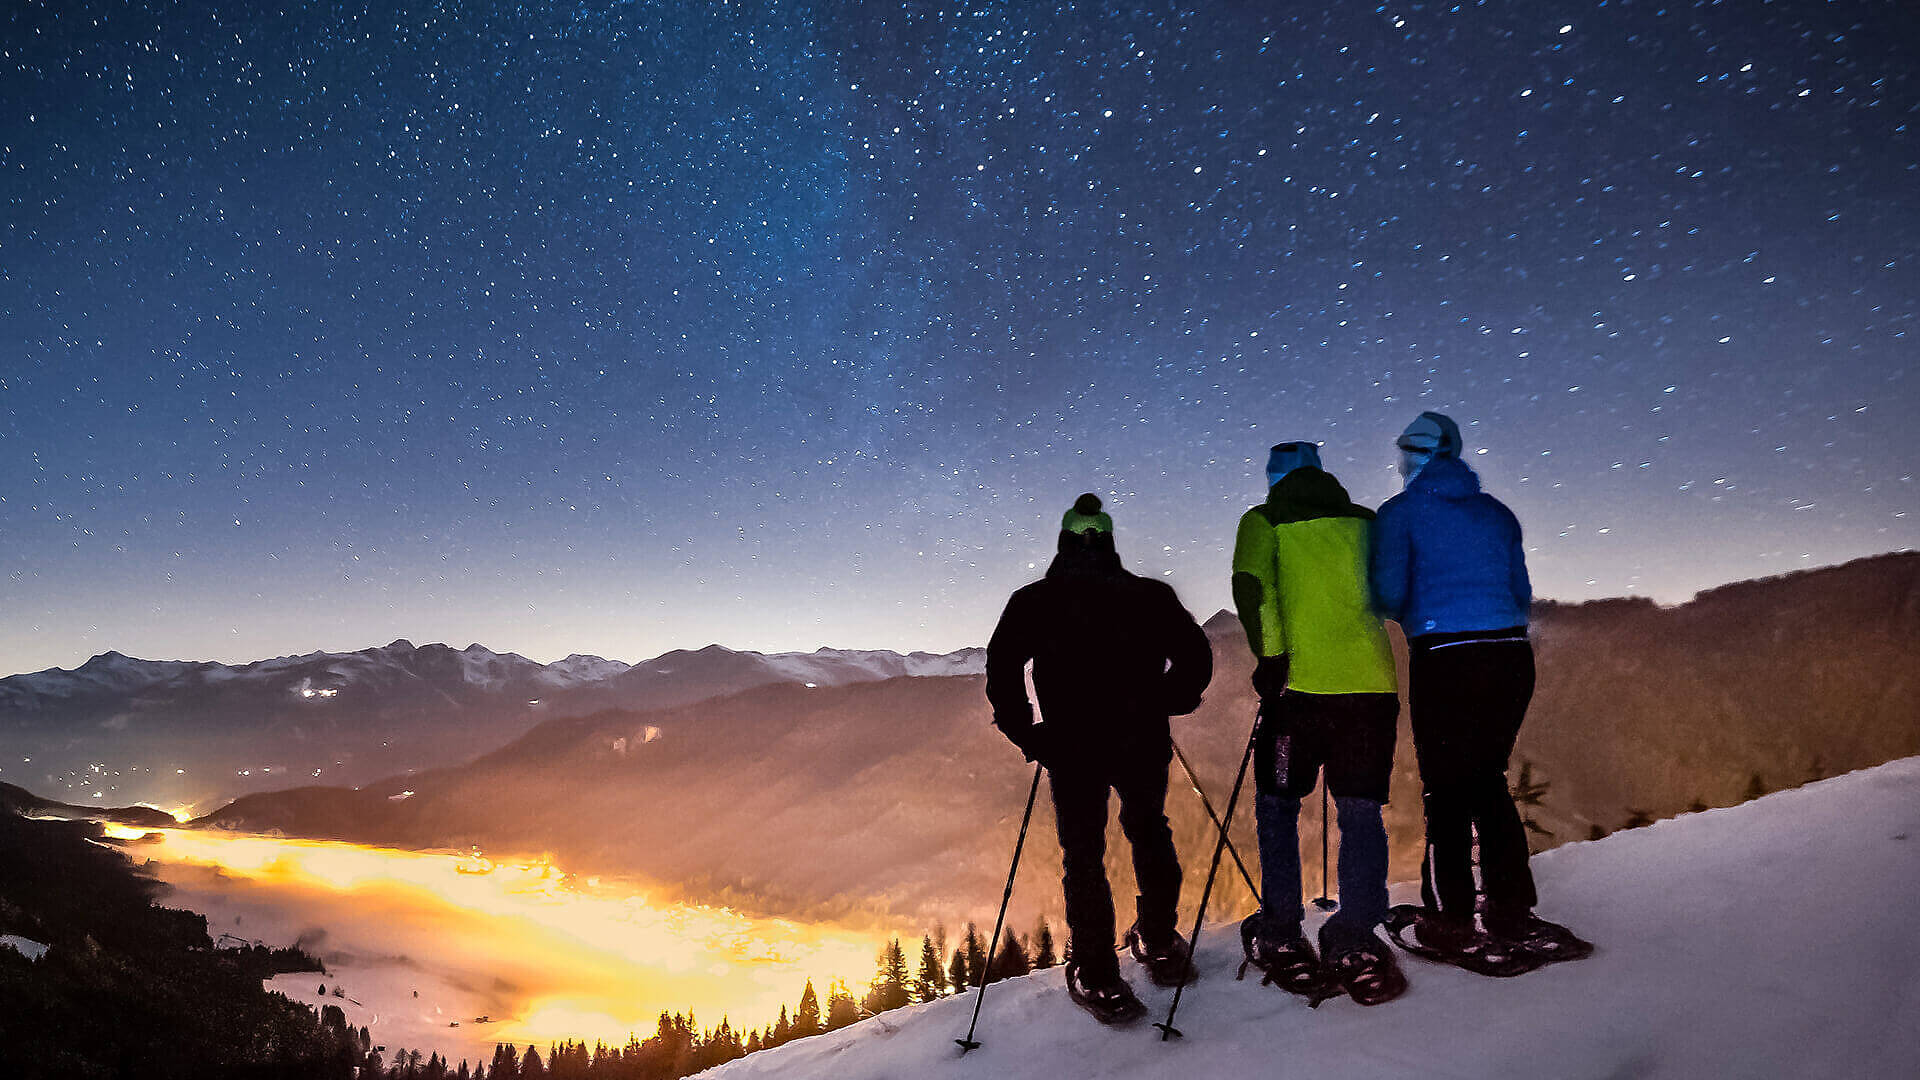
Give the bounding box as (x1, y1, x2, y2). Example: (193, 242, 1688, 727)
(1264, 466, 1373, 522)
(1407, 454, 1483, 499)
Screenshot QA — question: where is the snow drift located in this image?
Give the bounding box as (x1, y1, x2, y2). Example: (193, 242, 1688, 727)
(704, 756, 1920, 1080)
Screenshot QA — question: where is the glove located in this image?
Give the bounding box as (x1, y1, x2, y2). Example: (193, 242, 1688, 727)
(1252, 655, 1289, 703)
(996, 719, 1056, 768)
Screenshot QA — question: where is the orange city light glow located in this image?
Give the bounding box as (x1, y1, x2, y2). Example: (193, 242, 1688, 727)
(114, 826, 896, 1050)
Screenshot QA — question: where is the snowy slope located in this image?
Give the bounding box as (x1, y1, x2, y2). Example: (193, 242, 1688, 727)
(704, 757, 1920, 1080)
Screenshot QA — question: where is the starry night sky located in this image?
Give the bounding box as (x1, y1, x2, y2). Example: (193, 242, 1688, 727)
(2, 0, 1914, 673)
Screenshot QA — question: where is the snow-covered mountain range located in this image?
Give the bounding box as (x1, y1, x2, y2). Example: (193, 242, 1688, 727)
(0, 639, 984, 809)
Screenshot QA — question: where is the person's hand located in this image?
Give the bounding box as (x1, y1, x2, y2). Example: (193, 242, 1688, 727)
(1252, 655, 1289, 703)
(998, 719, 1055, 768)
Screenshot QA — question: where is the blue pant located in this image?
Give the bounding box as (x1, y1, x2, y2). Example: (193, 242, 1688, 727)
(1255, 791, 1389, 956)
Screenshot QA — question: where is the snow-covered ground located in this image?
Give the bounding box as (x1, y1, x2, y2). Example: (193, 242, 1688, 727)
(705, 756, 1920, 1080)
(0, 934, 50, 961)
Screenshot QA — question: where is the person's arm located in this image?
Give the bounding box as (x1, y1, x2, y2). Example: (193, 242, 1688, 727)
(985, 589, 1044, 758)
(1230, 509, 1283, 658)
(1158, 585, 1213, 715)
(1232, 508, 1290, 699)
(1501, 502, 1533, 616)
(1369, 499, 1412, 623)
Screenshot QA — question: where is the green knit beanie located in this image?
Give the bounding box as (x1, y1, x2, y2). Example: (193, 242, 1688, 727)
(1060, 493, 1113, 536)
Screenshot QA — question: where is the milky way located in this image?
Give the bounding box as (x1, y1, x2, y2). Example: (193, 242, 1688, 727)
(2, 0, 1914, 671)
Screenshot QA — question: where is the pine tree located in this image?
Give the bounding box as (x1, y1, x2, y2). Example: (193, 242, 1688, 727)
(794, 979, 822, 1038)
(991, 927, 1030, 981)
(489, 1044, 520, 1080)
(1742, 772, 1769, 802)
(825, 978, 861, 1029)
(1510, 759, 1554, 844)
(772, 1003, 792, 1045)
(1032, 920, 1058, 968)
(913, 934, 946, 1001)
(1623, 807, 1656, 829)
(948, 945, 970, 994)
(868, 938, 911, 1012)
(518, 1045, 545, 1080)
(962, 922, 988, 989)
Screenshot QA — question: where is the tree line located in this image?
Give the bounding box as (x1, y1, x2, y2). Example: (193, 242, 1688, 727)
(370, 919, 1059, 1080)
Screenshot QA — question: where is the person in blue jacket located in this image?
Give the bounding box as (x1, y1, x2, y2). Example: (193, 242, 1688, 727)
(1370, 412, 1592, 973)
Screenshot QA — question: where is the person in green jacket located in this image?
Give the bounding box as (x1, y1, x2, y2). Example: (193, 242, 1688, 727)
(1231, 441, 1406, 1006)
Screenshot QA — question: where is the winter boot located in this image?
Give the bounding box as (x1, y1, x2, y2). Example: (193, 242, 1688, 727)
(1323, 936, 1408, 1007)
(1124, 922, 1198, 988)
(1486, 910, 1594, 964)
(1064, 959, 1147, 1025)
(1384, 904, 1544, 978)
(1237, 915, 1334, 1001)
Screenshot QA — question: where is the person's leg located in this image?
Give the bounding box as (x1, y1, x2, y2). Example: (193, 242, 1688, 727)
(1470, 641, 1540, 920)
(1320, 796, 1388, 954)
(1409, 647, 1479, 920)
(1251, 694, 1320, 940)
(1049, 766, 1120, 981)
(1253, 792, 1304, 937)
(1320, 693, 1398, 953)
(1112, 749, 1181, 944)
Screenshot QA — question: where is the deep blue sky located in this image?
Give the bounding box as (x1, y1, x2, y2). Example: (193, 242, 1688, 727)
(2, 0, 1914, 673)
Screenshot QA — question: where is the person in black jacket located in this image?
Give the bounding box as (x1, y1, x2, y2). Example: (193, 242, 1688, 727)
(986, 493, 1213, 1022)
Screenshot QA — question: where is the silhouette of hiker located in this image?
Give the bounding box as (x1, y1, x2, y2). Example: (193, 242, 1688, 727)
(985, 494, 1213, 1023)
(1231, 441, 1407, 1006)
(1371, 411, 1593, 972)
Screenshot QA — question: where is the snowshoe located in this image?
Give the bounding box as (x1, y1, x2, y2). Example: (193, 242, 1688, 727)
(1383, 904, 1544, 978)
(1236, 916, 1338, 1004)
(1124, 923, 1198, 988)
(1064, 960, 1147, 1026)
(1487, 912, 1595, 965)
(1324, 938, 1408, 1007)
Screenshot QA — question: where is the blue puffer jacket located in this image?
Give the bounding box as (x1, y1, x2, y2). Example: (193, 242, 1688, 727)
(1369, 455, 1532, 637)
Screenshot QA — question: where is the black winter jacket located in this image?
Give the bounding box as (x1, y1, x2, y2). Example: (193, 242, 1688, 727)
(985, 539, 1213, 767)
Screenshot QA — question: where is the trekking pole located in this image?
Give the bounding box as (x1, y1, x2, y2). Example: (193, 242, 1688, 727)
(956, 762, 1044, 1055)
(1313, 780, 1338, 913)
(1154, 716, 1260, 1041)
(1168, 736, 1261, 906)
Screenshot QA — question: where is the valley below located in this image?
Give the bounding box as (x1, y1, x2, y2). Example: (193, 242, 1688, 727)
(113, 825, 901, 1067)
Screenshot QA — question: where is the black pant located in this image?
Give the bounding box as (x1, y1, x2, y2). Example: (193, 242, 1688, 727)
(1408, 632, 1538, 921)
(1048, 749, 1181, 982)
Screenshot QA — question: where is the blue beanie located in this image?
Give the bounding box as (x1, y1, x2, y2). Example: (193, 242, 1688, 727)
(1266, 442, 1323, 488)
(1397, 412, 1463, 458)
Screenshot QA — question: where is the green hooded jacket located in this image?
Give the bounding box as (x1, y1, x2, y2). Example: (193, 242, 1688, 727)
(1231, 467, 1397, 695)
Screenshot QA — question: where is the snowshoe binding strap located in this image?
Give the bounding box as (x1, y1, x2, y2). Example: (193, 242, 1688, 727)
(1489, 914, 1595, 964)
(1125, 925, 1198, 989)
(1326, 943, 1407, 1007)
(1064, 960, 1146, 1026)
(1383, 904, 1545, 978)
(1244, 936, 1334, 1002)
